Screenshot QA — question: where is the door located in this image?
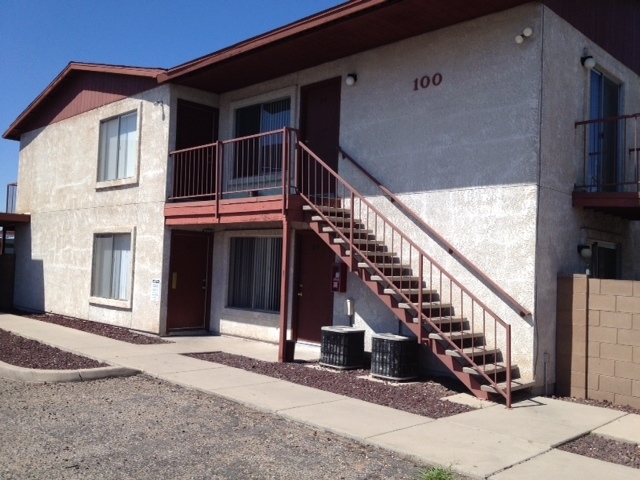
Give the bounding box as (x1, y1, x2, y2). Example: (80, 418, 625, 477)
(167, 231, 212, 331)
(174, 100, 219, 198)
(588, 70, 621, 192)
(300, 77, 341, 196)
(294, 231, 335, 343)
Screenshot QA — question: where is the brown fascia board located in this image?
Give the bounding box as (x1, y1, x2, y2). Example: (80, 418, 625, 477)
(158, 0, 387, 83)
(3, 62, 166, 141)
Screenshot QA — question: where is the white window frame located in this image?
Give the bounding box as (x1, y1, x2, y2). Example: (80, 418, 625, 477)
(96, 109, 141, 189)
(89, 227, 136, 309)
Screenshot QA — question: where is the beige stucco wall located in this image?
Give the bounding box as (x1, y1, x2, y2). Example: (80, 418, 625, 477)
(206, 4, 544, 378)
(537, 6, 640, 386)
(14, 85, 172, 333)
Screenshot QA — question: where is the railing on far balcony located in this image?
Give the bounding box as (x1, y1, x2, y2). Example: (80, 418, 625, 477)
(575, 113, 640, 193)
(6, 183, 17, 214)
(169, 129, 297, 202)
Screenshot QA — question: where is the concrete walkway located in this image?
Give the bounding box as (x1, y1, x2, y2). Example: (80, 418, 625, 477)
(1, 313, 639, 479)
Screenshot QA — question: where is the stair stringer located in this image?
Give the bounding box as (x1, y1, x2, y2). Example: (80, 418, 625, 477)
(303, 206, 520, 401)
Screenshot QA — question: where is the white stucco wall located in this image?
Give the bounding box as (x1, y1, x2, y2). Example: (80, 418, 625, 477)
(14, 85, 172, 333)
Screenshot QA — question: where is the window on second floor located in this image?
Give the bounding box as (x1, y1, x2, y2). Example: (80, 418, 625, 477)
(98, 111, 138, 182)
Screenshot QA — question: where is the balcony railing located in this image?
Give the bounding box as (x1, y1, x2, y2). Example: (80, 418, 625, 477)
(5, 183, 17, 214)
(169, 129, 297, 202)
(575, 113, 640, 193)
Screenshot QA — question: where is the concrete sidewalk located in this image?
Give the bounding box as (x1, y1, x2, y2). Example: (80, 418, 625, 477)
(1, 313, 639, 479)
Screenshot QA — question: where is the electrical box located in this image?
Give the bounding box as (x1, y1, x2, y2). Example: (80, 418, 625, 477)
(331, 262, 347, 292)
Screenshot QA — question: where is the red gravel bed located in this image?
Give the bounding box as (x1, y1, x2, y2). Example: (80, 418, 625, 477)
(186, 351, 473, 419)
(558, 434, 640, 470)
(0, 328, 106, 370)
(25, 313, 170, 345)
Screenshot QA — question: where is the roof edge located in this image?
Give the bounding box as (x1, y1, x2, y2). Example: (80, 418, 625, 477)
(158, 0, 387, 83)
(3, 62, 166, 141)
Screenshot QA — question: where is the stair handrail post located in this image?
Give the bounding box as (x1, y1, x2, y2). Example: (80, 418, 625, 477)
(349, 190, 357, 271)
(506, 323, 512, 408)
(418, 255, 424, 345)
(338, 147, 531, 319)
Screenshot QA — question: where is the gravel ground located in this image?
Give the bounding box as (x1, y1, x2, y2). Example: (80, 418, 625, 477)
(0, 375, 431, 480)
(3, 312, 639, 472)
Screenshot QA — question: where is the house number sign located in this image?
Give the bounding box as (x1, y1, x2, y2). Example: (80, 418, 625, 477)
(413, 73, 442, 91)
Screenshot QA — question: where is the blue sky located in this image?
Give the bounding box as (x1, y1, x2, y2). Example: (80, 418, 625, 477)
(0, 0, 343, 211)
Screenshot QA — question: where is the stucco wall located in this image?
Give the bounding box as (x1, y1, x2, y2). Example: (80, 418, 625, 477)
(207, 4, 544, 378)
(537, 6, 640, 385)
(14, 85, 172, 333)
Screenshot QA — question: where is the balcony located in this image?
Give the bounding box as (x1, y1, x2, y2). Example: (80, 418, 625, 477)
(573, 113, 640, 220)
(165, 128, 307, 225)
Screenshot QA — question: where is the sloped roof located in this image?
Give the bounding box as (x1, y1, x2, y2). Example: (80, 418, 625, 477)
(3, 63, 165, 140)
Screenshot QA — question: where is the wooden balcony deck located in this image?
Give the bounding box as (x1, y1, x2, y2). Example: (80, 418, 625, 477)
(164, 194, 305, 226)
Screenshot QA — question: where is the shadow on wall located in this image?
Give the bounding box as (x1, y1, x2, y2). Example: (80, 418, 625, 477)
(12, 224, 45, 312)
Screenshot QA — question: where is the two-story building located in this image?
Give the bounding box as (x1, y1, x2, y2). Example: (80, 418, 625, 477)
(4, 0, 640, 406)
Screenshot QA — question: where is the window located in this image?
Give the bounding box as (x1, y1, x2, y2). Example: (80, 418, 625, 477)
(98, 112, 138, 182)
(91, 233, 132, 301)
(228, 237, 282, 312)
(233, 98, 290, 178)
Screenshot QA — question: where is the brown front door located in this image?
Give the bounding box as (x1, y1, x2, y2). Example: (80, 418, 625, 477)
(167, 231, 212, 331)
(300, 77, 341, 196)
(294, 231, 335, 343)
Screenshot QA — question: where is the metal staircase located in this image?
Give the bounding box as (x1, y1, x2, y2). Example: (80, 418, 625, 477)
(296, 142, 534, 407)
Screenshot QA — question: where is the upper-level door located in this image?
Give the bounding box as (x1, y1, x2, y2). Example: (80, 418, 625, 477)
(174, 100, 219, 198)
(588, 70, 621, 192)
(300, 77, 341, 196)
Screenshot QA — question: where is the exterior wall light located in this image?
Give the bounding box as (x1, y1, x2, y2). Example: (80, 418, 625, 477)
(581, 55, 596, 70)
(345, 74, 357, 86)
(515, 27, 533, 44)
(577, 244, 592, 276)
(577, 244, 592, 259)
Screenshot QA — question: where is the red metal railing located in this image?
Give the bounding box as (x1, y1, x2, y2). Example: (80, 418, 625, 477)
(339, 148, 531, 319)
(169, 129, 297, 202)
(575, 113, 640, 193)
(298, 143, 513, 406)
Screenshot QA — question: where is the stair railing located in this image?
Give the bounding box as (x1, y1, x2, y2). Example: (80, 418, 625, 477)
(339, 148, 531, 319)
(297, 140, 513, 406)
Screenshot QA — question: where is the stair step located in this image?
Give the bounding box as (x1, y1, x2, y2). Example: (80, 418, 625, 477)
(371, 275, 420, 283)
(303, 205, 349, 215)
(310, 215, 361, 224)
(463, 362, 511, 376)
(480, 380, 534, 394)
(384, 288, 437, 296)
(399, 302, 452, 310)
(424, 316, 466, 325)
(334, 238, 385, 246)
(323, 226, 372, 235)
(445, 346, 498, 358)
(429, 330, 484, 341)
(357, 262, 411, 270)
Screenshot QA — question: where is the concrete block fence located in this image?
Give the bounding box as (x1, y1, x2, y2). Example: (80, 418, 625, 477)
(556, 274, 640, 409)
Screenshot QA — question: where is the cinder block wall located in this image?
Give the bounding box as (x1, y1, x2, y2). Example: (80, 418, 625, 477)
(556, 274, 640, 409)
